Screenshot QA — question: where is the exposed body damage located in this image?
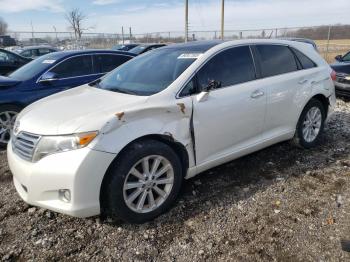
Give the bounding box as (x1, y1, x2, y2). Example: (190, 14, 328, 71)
(93, 97, 196, 178)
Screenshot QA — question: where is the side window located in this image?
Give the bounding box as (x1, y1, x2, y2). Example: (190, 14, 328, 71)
(94, 54, 131, 73)
(197, 46, 256, 90)
(50, 55, 93, 78)
(32, 49, 40, 57)
(39, 48, 51, 56)
(180, 78, 197, 97)
(256, 45, 298, 78)
(0, 51, 17, 63)
(292, 48, 316, 69)
(20, 50, 31, 58)
(342, 52, 350, 62)
(0, 51, 11, 62)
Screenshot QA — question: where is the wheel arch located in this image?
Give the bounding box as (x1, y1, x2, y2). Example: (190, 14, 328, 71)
(99, 134, 190, 213)
(311, 93, 329, 116)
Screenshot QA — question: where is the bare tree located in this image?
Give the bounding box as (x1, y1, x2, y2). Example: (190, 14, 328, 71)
(65, 8, 89, 40)
(0, 17, 8, 35)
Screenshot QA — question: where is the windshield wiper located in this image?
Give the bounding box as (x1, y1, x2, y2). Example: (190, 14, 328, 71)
(108, 87, 139, 95)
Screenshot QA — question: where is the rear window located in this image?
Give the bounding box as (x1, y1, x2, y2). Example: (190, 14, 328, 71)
(256, 45, 298, 78)
(94, 54, 132, 73)
(292, 48, 316, 69)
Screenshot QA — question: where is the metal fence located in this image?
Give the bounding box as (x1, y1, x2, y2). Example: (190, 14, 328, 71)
(6, 25, 350, 63)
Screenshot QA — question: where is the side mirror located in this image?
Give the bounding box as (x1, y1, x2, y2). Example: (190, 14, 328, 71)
(335, 55, 343, 62)
(39, 72, 58, 83)
(197, 80, 221, 103)
(203, 80, 221, 92)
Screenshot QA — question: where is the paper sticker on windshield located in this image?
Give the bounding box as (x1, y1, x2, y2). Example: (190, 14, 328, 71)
(178, 53, 203, 59)
(42, 60, 56, 64)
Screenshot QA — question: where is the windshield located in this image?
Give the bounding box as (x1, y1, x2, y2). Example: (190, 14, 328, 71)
(97, 49, 200, 96)
(9, 54, 60, 81)
(342, 52, 350, 62)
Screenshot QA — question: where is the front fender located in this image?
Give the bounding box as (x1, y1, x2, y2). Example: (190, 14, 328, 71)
(89, 97, 195, 167)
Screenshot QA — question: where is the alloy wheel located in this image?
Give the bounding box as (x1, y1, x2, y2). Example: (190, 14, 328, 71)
(123, 155, 174, 213)
(302, 106, 322, 143)
(0, 111, 18, 144)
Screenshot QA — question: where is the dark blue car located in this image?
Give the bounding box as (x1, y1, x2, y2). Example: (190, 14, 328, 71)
(0, 50, 136, 147)
(330, 52, 350, 98)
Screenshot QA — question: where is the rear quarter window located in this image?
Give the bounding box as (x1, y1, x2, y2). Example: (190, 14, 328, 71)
(255, 45, 298, 78)
(292, 48, 317, 69)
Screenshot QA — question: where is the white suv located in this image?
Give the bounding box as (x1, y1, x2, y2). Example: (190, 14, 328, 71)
(8, 40, 336, 223)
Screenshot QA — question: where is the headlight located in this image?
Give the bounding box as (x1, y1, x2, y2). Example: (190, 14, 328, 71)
(32, 131, 98, 162)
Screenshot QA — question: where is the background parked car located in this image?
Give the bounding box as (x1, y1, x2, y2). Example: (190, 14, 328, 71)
(112, 44, 139, 51)
(0, 35, 16, 47)
(129, 43, 167, 55)
(0, 50, 136, 147)
(16, 46, 58, 59)
(0, 48, 31, 75)
(330, 51, 350, 97)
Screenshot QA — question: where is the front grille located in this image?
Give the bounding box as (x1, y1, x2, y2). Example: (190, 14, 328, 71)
(12, 132, 41, 161)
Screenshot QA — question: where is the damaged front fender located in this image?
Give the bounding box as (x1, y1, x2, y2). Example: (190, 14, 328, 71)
(90, 97, 196, 169)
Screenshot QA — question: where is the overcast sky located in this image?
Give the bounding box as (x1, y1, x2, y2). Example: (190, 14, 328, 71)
(0, 0, 349, 33)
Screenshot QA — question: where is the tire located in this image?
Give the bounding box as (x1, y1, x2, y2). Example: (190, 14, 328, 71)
(102, 139, 183, 224)
(292, 98, 326, 149)
(0, 105, 21, 149)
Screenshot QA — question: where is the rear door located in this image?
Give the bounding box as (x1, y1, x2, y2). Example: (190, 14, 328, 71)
(253, 44, 319, 139)
(39, 54, 96, 92)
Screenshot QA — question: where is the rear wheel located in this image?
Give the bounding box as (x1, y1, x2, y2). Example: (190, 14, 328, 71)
(102, 139, 183, 224)
(0, 105, 21, 149)
(292, 99, 326, 149)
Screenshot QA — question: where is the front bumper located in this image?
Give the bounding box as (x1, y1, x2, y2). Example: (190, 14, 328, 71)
(8, 141, 116, 217)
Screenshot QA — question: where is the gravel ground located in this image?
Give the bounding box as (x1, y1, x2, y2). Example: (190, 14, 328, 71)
(0, 99, 350, 261)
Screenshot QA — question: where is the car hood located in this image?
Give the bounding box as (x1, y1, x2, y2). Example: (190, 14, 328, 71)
(17, 85, 148, 135)
(0, 76, 21, 87)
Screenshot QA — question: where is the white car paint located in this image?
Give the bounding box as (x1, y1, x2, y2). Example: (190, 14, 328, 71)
(8, 39, 336, 218)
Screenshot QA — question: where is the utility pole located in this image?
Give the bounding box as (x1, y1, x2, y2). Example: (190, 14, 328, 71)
(129, 27, 132, 42)
(185, 0, 189, 42)
(30, 21, 35, 44)
(121, 26, 124, 44)
(221, 0, 225, 40)
(53, 26, 58, 44)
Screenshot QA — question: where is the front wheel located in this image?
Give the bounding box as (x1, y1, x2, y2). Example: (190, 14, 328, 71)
(102, 140, 183, 224)
(292, 99, 326, 149)
(0, 105, 21, 149)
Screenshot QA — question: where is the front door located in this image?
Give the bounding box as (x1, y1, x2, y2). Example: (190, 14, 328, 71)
(192, 46, 267, 165)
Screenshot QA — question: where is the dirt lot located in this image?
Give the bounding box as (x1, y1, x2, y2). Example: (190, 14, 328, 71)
(0, 98, 350, 261)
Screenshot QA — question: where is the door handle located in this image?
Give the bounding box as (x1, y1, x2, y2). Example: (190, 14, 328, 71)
(251, 89, 264, 99)
(298, 79, 308, 85)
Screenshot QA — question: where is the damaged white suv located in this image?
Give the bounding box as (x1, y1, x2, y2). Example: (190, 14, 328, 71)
(8, 40, 336, 223)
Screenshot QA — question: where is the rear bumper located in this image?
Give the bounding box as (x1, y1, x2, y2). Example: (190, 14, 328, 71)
(335, 81, 350, 97)
(8, 141, 116, 217)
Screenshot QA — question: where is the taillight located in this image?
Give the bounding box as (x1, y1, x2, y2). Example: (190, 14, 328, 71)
(331, 70, 337, 81)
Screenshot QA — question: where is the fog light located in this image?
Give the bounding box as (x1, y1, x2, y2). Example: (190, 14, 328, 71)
(59, 189, 71, 203)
